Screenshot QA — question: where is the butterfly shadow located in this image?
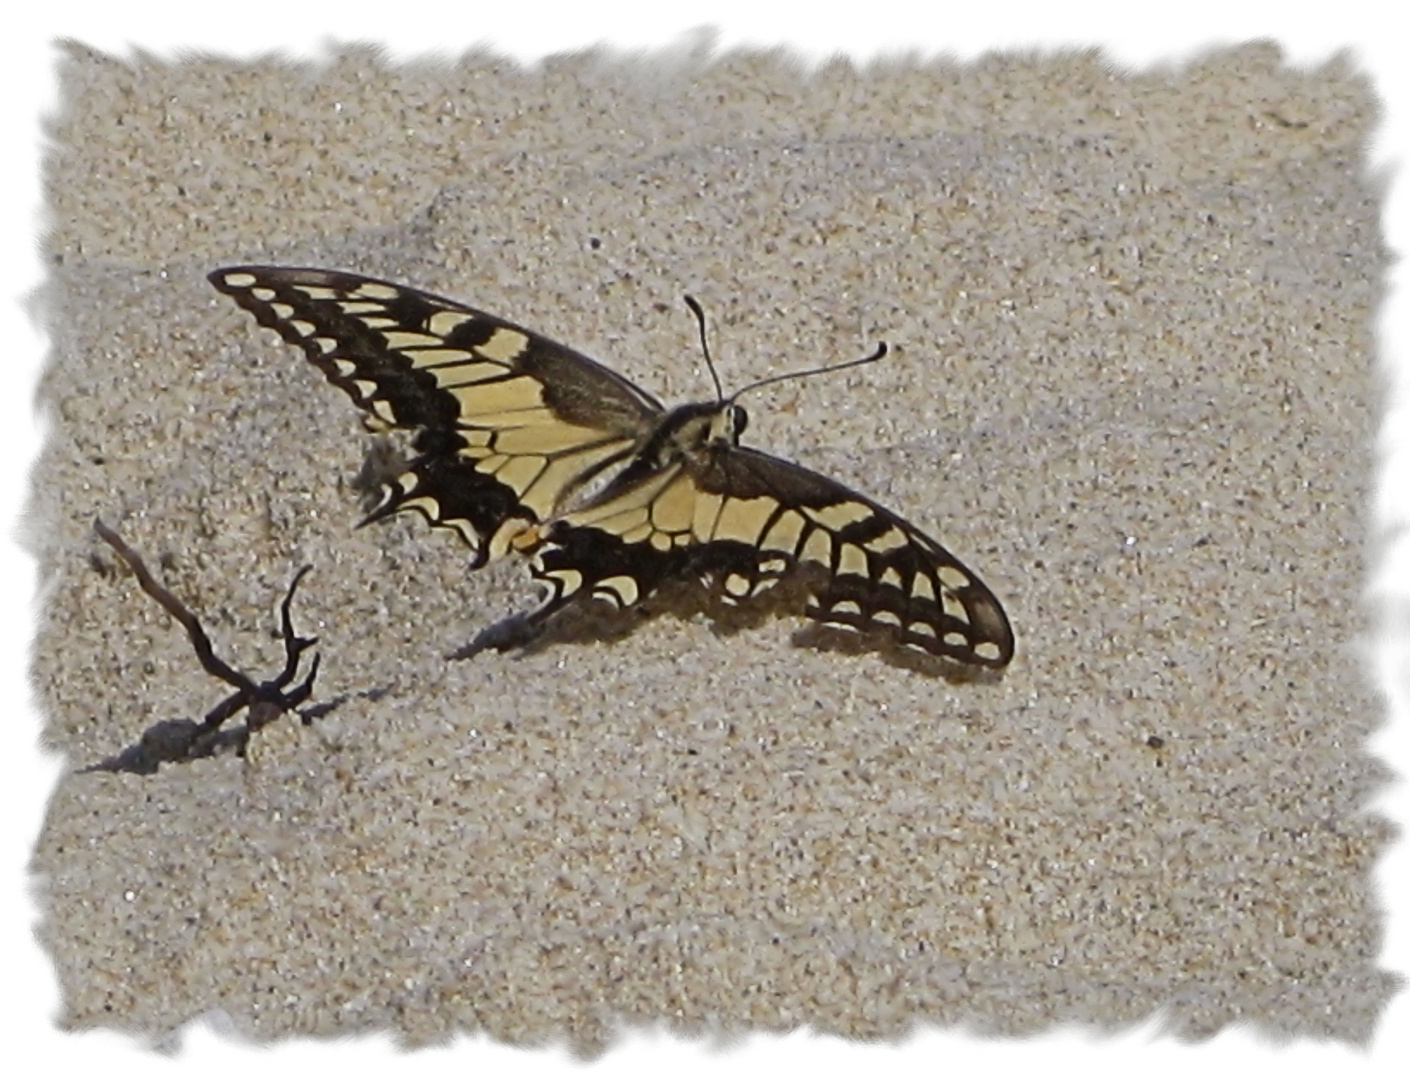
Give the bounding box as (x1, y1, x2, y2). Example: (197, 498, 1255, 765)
(458, 570, 1006, 685)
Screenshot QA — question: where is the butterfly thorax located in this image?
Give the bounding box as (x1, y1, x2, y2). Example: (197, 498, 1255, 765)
(638, 401, 750, 472)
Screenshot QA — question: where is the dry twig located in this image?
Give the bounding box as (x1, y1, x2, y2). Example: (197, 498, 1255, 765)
(87, 518, 325, 772)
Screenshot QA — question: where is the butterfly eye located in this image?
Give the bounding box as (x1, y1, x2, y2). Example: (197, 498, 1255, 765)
(732, 405, 749, 437)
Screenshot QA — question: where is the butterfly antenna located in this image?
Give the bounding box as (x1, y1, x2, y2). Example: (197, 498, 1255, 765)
(732, 341, 889, 401)
(684, 295, 725, 403)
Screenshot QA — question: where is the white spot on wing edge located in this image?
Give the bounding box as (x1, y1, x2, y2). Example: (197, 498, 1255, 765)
(547, 567, 584, 599)
(724, 573, 751, 597)
(939, 565, 971, 591)
(371, 399, 398, 425)
(596, 574, 640, 607)
(428, 311, 470, 337)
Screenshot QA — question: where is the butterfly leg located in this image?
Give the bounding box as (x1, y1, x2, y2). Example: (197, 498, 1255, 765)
(448, 608, 551, 659)
(445, 575, 600, 659)
(451, 521, 680, 659)
(446, 526, 598, 659)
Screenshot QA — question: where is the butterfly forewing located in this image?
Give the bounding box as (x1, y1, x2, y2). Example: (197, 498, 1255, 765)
(714, 449, 1013, 667)
(210, 266, 662, 565)
(531, 444, 1013, 668)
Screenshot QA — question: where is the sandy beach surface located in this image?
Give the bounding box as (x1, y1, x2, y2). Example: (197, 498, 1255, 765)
(28, 40, 1397, 1053)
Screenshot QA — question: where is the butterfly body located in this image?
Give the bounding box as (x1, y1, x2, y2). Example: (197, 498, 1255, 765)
(210, 266, 1014, 668)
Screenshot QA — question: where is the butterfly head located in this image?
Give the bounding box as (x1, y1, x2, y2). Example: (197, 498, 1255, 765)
(710, 402, 748, 445)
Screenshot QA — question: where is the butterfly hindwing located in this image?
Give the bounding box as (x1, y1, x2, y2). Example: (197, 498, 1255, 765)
(209, 266, 663, 565)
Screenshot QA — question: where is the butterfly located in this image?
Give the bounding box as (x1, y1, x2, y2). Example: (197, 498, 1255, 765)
(209, 267, 1015, 668)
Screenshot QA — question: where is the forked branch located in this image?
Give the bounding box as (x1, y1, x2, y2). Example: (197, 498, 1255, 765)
(87, 519, 326, 772)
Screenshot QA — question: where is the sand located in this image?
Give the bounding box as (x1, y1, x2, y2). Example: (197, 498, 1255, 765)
(29, 40, 1398, 1053)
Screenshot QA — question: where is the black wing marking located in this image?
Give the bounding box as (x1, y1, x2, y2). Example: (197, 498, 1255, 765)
(210, 266, 663, 566)
(529, 447, 1014, 668)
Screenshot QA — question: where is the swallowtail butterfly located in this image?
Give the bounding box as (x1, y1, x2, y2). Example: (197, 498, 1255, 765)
(210, 267, 1014, 668)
